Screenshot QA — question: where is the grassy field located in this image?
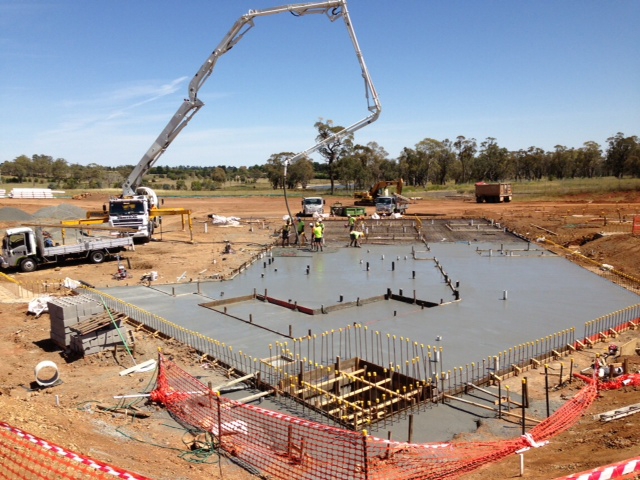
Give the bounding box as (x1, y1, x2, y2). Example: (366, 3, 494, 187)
(1, 177, 639, 202)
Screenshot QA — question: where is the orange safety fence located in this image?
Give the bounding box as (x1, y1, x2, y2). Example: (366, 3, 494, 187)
(0, 421, 151, 480)
(550, 374, 640, 479)
(574, 372, 640, 390)
(152, 353, 601, 480)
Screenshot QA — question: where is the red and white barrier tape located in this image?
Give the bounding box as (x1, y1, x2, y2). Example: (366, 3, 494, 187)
(554, 456, 640, 480)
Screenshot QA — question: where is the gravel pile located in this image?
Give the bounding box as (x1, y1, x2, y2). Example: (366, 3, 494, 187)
(33, 204, 87, 220)
(0, 208, 34, 222)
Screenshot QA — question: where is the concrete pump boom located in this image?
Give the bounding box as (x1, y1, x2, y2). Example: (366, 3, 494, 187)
(121, 0, 381, 197)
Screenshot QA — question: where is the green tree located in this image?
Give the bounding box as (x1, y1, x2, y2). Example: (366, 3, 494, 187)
(2, 155, 32, 182)
(351, 142, 390, 188)
(415, 138, 446, 185)
(453, 136, 477, 184)
(473, 137, 510, 181)
(605, 133, 639, 178)
(287, 158, 314, 189)
(547, 145, 577, 180)
(575, 142, 603, 178)
(211, 167, 227, 184)
(84, 163, 105, 188)
(520, 147, 548, 181)
(334, 156, 355, 192)
(237, 166, 248, 183)
(50, 158, 69, 185)
(376, 158, 400, 183)
(434, 139, 455, 185)
(398, 147, 427, 187)
(314, 119, 354, 194)
(265, 152, 292, 189)
(31, 154, 53, 180)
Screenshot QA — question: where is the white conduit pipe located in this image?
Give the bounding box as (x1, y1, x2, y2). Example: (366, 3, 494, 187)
(34, 360, 59, 387)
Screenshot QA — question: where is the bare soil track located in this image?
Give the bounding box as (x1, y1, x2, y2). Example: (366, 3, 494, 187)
(0, 192, 639, 479)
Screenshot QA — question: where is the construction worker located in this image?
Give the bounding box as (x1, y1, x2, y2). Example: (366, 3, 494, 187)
(349, 229, 365, 247)
(308, 222, 316, 251)
(348, 214, 356, 232)
(115, 265, 128, 280)
(43, 231, 54, 247)
(294, 217, 306, 246)
(312, 222, 323, 252)
(318, 218, 325, 246)
(281, 219, 291, 247)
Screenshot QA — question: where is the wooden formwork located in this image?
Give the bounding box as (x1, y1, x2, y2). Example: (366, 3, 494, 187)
(279, 357, 432, 430)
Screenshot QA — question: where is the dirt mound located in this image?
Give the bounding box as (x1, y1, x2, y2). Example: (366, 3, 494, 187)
(578, 233, 640, 275)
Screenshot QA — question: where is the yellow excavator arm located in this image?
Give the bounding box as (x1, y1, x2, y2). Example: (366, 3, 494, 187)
(354, 179, 403, 203)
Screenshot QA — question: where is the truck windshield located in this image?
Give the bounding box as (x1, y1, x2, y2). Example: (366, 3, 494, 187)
(8, 234, 25, 249)
(377, 198, 392, 205)
(304, 199, 322, 205)
(110, 202, 145, 215)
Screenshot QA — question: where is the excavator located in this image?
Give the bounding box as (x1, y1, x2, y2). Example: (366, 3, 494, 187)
(354, 179, 404, 205)
(90, 0, 380, 243)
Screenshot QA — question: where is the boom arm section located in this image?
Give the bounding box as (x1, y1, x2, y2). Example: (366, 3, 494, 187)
(122, 0, 381, 197)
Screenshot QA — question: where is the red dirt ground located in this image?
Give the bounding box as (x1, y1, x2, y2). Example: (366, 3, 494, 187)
(0, 193, 639, 479)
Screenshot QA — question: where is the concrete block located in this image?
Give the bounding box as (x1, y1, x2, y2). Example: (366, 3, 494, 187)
(47, 301, 78, 321)
(71, 327, 129, 355)
(89, 303, 105, 315)
(50, 315, 80, 332)
(50, 330, 73, 348)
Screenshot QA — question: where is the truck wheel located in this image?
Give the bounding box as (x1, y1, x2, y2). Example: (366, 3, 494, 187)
(89, 251, 106, 264)
(140, 224, 154, 244)
(20, 258, 37, 272)
(476, 196, 483, 203)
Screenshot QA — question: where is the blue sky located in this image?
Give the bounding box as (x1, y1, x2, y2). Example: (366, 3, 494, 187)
(1, 1, 638, 168)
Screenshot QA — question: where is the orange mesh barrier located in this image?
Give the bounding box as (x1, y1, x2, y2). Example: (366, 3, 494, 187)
(150, 357, 368, 479)
(574, 372, 640, 390)
(152, 354, 600, 480)
(0, 421, 151, 480)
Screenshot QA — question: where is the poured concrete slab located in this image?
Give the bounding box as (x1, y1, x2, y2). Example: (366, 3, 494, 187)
(107, 239, 637, 371)
(103, 235, 639, 442)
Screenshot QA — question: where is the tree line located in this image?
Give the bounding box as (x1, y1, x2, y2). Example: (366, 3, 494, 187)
(2, 124, 638, 194)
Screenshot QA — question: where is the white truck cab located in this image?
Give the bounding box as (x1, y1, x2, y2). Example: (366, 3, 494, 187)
(301, 197, 325, 216)
(108, 194, 156, 243)
(375, 196, 408, 215)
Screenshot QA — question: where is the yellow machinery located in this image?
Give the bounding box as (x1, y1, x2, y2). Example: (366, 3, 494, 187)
(61, 206, 194, 242)
(354, 179, 404, 205)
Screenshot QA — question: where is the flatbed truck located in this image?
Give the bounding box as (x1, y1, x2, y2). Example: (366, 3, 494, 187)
(0, 227, 134, 272)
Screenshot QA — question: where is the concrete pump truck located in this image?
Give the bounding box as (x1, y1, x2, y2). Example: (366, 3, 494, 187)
(107, 0, 381, 242)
